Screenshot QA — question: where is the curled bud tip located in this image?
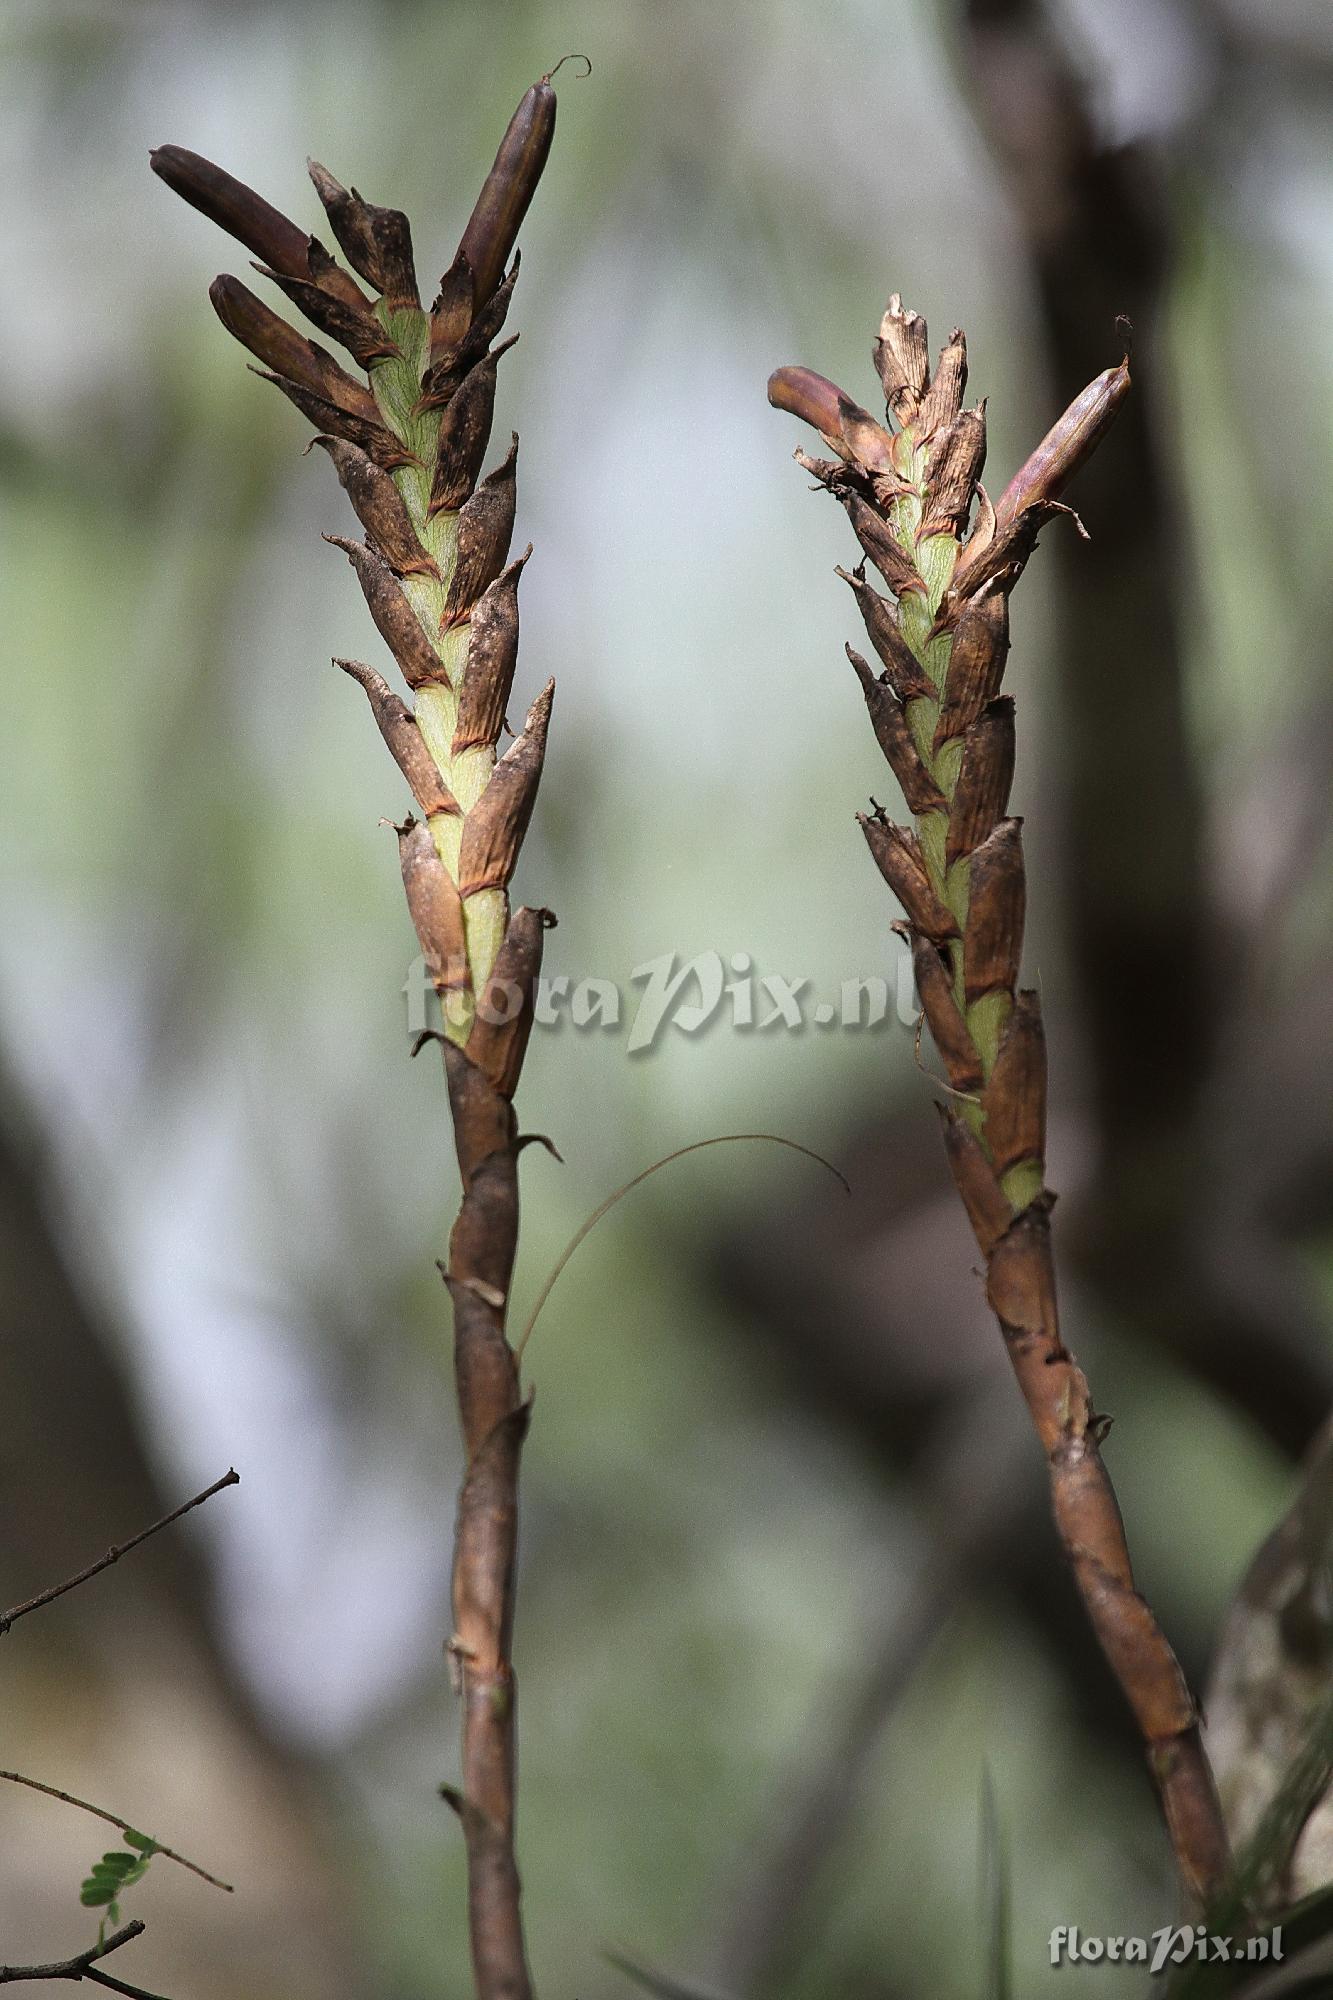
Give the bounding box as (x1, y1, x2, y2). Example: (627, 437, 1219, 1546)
(542, 52, 591, 81)
(767, 365, 846, 436)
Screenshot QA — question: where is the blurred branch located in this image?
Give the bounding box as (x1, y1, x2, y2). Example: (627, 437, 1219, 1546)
(707, 1402, 1028, 1997)
(0, 1772, 233, 1895)
(605, 1951, 736, 2000)
(0, 1469, 238, 1637)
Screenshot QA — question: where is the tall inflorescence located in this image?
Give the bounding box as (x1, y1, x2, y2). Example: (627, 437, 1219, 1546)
(154, 73, 569, 2000)
(769, 301, 1233, 1906)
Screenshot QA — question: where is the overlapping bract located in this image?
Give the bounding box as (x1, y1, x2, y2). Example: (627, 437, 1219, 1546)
(769, 297, 1129, 1221)
(151, 79, 558, 1102)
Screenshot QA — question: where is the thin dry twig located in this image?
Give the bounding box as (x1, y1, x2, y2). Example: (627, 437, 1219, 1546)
(515, 1132, 850, 1360)
(0, 1771, 232, 1894)
(769, 301, 1233, 1902)
(0, 1919, 170, 1997)
(0, 1469, 238, 1637)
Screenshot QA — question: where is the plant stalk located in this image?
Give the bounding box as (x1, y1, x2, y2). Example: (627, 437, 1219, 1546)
(768, 300, 1233, 1905)
(153, 73, 571, 1996)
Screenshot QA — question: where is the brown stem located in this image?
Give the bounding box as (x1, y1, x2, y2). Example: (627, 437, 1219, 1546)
(971, 1188, 1230, 1900)
(441, 1045, 532, 1999)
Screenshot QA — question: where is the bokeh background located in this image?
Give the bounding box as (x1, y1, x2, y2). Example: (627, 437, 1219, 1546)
(2, 0, 1332, 1992)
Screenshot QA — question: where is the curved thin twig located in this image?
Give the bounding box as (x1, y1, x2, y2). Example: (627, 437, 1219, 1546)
(0, 1771, 232, 1893)
(0, 1469, 239, 1636)
(515, 1133, 850, 1360)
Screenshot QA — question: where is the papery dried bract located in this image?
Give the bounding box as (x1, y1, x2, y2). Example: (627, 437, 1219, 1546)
(920, 406, 986, 539)
(841, 493, 926, 601)
(873, 293, 930, 423)
(446, 438, 519, 623)
(336, 658, 458, 820)
(912, 934, 983, 1093)
(307, 161, 419, 307)
(454, 549, 530, 754)
(846, 649, 945, 815)
(327, 536, 448, 688)
(962, 816, 1026, 1002)
(259, 372, 414, 467)
(982, 991, 1047, 1177)
(458, 682, 554, 897)
(859, 814, 958, 942)
(429, 341, 517, 517)
(917, 329, 967, 437)
(934, 584, 1009, 748)
(315, 437, 438, 578)
(258, 263, 399, 366)
(399, 818, 470, 994)
(938, 1106, 1012, 1254)
(837, 567, 934, 699)
(946, 697, 1015, 864)
(467, 907, 549, 1099)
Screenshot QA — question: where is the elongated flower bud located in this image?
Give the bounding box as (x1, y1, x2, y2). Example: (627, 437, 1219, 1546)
(152, 145, 315, 276)
(994, 359, 1131, 528)
(151, 145, 368, 312)
(768, 367, 896, 474)
(210, 275, 378, 419)
(456, 78, 556, 308)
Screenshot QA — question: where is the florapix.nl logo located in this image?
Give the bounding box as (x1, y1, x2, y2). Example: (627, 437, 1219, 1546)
(402, 944, 924, 1052)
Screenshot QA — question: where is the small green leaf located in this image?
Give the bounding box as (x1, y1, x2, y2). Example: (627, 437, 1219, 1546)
(80, 1882, 115, 1906)
(122, 1828, 155, 1852)
(99, 1850, 136, 1872)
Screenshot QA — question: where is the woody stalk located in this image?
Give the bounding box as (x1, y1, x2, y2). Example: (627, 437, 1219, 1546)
(769, 302, 1233, 1905)
(153, 72, 570, 1998)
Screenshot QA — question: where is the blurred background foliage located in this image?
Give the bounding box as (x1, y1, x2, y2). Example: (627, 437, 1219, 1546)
(1, 0, 1331, 1993)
